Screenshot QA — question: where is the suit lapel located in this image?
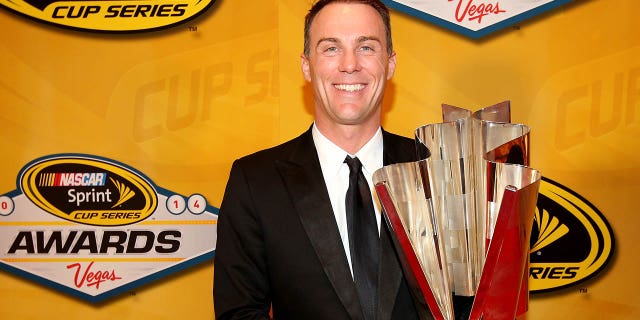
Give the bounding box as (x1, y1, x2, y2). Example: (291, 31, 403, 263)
(377, 130, 411, 319)
(275, 129, 364, 320)
(377, 220, 402, 319)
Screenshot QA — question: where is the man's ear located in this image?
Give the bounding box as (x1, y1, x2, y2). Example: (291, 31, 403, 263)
(387, 51, 397, 80)
(301, 54, 311, 82)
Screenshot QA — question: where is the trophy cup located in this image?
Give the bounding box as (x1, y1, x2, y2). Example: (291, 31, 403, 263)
(373, 101, 541, 320)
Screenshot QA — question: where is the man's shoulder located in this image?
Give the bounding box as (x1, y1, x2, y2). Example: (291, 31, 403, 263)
(235, 129, 312, 165)
(382, 129, 420, 162)
(382, 130, 414, 144)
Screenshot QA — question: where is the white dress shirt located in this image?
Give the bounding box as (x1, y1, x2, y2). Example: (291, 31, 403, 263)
(312, 123, 384, 276)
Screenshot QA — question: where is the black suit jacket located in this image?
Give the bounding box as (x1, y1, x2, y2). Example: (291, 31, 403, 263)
(214, 128, 428, 320)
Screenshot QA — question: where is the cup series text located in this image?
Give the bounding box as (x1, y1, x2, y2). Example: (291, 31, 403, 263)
(51, 4, 188, 19)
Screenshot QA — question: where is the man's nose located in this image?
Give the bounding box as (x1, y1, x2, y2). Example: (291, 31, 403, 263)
(338, 50, 361, 73)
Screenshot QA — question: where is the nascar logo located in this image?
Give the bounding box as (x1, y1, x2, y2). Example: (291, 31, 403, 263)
(0, 0, 216, 32)
(38, 172, 107, 187)
(383, 0, 573, 38)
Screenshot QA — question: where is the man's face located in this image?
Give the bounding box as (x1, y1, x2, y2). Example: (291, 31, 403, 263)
(301, 3, 396, 130)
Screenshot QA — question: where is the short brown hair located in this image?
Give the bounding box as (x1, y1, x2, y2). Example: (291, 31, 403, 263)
(303, 0, 393, 57)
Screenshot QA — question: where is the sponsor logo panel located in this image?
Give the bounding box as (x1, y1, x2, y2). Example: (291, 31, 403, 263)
(0, 154, 217, 303)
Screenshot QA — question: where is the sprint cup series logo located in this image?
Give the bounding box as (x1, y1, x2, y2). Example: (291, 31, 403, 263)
(383, 0, 573, 38)
(21, 157, 156, 226)
(529, 177, 614, 293)
(0, 154, 217, 303)
(0, 0, 216, 32)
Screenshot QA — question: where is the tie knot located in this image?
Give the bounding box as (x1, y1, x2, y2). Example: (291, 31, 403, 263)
(344, 156, 362, 174)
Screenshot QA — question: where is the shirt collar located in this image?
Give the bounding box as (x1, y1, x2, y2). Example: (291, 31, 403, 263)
(312, 123, 383, 176)
(353, 128, 383, 176)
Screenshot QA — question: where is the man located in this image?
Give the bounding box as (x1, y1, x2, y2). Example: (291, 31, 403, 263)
(214, 1, 426, 319)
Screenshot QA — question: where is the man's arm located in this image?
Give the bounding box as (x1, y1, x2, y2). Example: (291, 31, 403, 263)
(214, 160, 271, 320)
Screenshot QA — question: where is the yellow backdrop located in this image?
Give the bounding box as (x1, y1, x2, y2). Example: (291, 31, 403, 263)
(0, 0, 638, 318)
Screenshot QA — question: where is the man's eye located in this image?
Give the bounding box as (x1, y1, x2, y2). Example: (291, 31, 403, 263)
(320, 46, 340, 56)
(359, 45, 377, 54)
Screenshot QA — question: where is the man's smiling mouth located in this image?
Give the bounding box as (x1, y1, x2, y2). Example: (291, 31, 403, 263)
(334, 84, 365, 92)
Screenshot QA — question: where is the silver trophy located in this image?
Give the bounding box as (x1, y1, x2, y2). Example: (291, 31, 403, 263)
(373, 102, 541, 320)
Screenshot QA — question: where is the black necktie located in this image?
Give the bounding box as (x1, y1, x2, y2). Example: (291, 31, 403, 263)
(344, 156, 379, 320)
